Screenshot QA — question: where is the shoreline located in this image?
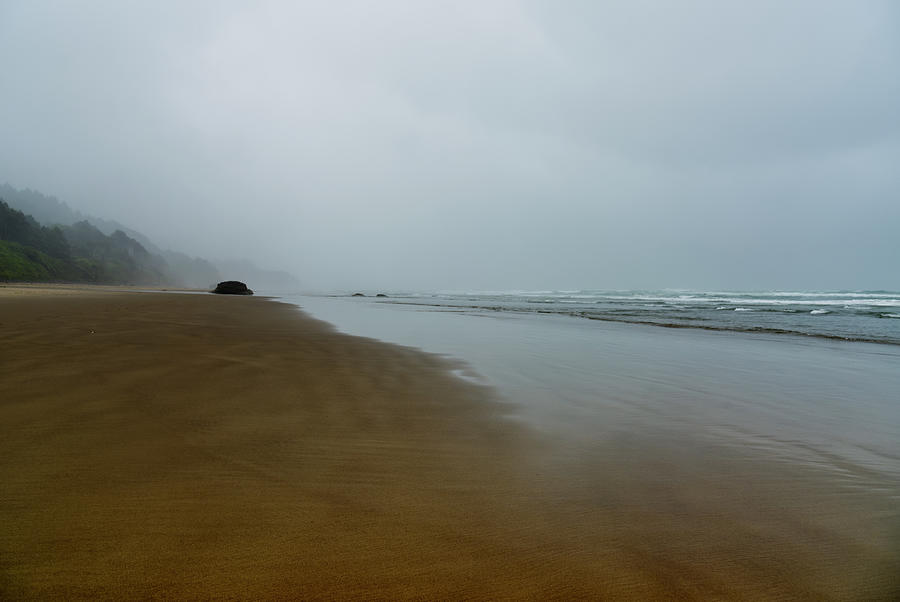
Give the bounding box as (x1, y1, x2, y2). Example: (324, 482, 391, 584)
(1, 286, 897, 599)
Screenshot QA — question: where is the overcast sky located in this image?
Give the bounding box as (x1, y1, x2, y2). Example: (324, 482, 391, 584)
(1, 1, 898, 291)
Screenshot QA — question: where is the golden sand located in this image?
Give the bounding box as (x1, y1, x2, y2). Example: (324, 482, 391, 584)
(1, 286, 896, 599)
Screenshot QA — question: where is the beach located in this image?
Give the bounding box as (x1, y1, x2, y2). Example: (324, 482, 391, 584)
(1, 286, 898, 599)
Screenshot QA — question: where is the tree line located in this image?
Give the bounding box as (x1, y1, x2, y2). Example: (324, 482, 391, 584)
(0, 199, 167, 284)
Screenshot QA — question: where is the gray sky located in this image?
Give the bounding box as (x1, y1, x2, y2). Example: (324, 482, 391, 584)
(1, 1, 898, 291)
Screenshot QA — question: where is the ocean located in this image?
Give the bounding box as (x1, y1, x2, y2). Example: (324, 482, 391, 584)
(365, 289, 900, 345)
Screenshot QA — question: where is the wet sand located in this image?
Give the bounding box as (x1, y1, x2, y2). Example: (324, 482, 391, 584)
(1, 286, 897, 599)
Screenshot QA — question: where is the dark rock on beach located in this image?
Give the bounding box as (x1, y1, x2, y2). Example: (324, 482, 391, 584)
(376, 293, 387, 297)
(212, 281, 254, 295)
(352, 292, 366, 297)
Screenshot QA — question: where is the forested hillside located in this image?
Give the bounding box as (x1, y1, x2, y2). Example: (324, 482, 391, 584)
(1, 183, 300, 289)
(0, 200, 168, 284)
(0, 183, 221, 287)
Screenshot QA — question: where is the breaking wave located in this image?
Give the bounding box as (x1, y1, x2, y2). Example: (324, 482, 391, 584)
(365, 290, 900, 345)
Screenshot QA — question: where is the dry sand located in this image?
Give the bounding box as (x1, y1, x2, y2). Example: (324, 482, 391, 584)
(1, 285, 897, 599)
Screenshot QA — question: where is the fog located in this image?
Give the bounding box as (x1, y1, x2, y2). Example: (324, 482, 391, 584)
(1, 1, 898, 291)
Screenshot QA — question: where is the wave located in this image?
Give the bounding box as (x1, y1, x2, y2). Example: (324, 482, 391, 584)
(445, 292, 900, 308)
(373, 292, 900, 346)
(577, 314, 897, 345)
(429, 289, 898, 299)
